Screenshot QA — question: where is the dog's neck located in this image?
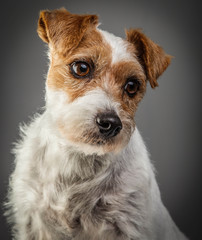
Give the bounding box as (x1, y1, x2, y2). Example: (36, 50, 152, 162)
(56, 150, 114, 184)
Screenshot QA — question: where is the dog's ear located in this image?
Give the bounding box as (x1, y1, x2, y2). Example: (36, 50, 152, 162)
(126, 29, 172, 88)
(37, 8, 98, 53)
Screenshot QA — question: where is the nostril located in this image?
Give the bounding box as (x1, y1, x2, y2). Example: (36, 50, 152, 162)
(96, 112, 122, 138)
(114, 125, 122, 135)
(96, 117, 112, 131)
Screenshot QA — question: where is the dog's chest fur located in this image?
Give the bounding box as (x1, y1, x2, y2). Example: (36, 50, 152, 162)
(40, 164, 149, 240)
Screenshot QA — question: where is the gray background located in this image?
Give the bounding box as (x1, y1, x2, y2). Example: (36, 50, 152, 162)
(1, 0, 201, 239)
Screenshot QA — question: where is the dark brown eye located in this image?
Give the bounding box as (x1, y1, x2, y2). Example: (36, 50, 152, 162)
(70, 61, 91, 78)
(124, 78, 140, 97)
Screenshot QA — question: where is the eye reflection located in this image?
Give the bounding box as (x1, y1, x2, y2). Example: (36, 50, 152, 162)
(70, 61, 91, 78)
(124, 78, 140, 97)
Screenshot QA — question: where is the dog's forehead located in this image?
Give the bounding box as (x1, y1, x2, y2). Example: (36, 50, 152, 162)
(66, 28, 138, 68)
(98, 29, 136, 64)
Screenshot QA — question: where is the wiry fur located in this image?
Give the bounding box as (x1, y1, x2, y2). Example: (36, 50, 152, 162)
(5, 8, 187, 240)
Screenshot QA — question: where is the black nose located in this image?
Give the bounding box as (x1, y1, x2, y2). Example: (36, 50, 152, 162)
(96, 112, 122, 138)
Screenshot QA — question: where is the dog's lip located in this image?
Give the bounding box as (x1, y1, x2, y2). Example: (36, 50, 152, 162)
(96, 140, 105, 146)
(82, 131, 118, 146)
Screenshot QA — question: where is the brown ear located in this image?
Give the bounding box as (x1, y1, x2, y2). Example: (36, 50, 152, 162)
(37, 8, 98, 53)
(126, 29, 172, 88)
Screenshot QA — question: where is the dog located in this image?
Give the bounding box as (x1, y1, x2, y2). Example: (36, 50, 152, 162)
(5, 8, 188, 240)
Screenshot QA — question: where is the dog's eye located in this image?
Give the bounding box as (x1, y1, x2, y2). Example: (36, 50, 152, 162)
(124, 78, 140, 97)
(70, 61, 91, 78)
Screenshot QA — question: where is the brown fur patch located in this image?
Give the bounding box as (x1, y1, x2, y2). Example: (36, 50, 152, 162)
(126, 29, 172, 88)
(108, 61, 146, 113)
(47, 28, 112, 103)
(37, 8, 98, 55)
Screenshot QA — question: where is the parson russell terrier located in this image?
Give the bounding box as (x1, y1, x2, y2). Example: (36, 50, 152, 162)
(5, 8, 188, 240)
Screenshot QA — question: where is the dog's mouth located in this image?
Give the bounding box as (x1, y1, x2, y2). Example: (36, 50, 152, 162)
(81, 130, 117, 146)
(80, 112, 123, 146)
(58, 119, 133, 155)
(57, 107, 134, 154)
(78, 116, 134, 153)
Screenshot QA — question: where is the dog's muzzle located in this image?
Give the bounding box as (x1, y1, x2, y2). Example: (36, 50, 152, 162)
(96, 111, 122, 139)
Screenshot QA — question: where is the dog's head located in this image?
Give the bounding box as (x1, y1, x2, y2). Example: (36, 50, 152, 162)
(37, 8, 171, 155)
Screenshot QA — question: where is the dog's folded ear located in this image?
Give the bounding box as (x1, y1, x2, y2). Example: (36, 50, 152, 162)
(37, 8, 98, 53)
(126, 29, 172, 88)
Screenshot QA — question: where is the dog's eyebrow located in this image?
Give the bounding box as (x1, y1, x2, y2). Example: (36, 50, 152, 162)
(112, 60, 146, 83)
(67, 56, 93, 65)
(68, 47, 110, 62)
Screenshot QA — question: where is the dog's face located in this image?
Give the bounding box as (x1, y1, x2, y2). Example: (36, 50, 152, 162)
(37, 8, 171, 155)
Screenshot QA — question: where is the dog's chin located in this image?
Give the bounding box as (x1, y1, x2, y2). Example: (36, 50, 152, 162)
(73, 141, 127, 156)
(62, 131, 131, 156)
